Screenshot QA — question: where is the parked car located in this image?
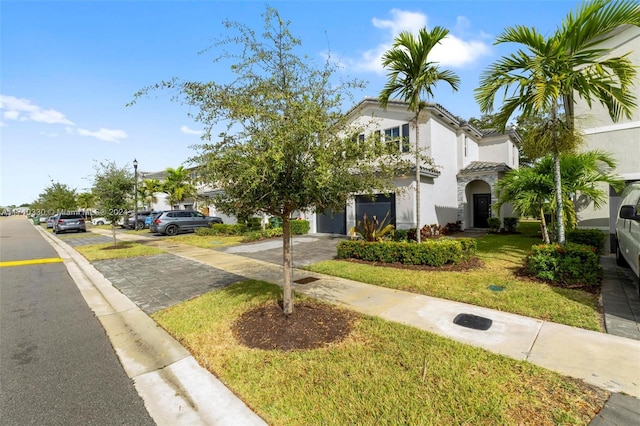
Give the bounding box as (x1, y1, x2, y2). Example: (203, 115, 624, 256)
(615, 182, 640, 296)
(150, 210, 223, 236)
(91, 217, 111, 226)
(46, 216, 56, 229)
(52, 213, 86, 234)
(122, 211, 153, 229)
(145, 211, 164, 229)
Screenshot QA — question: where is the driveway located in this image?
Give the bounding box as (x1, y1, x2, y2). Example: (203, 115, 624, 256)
(220, 234, 345, 267)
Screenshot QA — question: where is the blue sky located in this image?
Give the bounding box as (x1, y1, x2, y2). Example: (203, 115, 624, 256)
(0, 0, 581, 206)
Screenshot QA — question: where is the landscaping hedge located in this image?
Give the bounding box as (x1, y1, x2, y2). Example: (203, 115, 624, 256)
(336, 238, 477, 267)
(525, 242, 602, 286)
(290, 219, 310, 235)
(566, 229, 606, 255)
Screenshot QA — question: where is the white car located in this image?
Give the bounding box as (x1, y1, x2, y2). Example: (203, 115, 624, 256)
(615, 182, 640, 296)
(91, 217, 111, 226)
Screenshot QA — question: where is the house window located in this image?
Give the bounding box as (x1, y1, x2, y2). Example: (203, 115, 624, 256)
(464, 136, 468, 157)
(401, 123, 410, 153)
(383, 125, 411, 153)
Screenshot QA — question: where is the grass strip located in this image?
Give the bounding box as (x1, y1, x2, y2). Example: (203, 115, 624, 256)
(152, 280, 607, 425)
(74, 241, 164, 261)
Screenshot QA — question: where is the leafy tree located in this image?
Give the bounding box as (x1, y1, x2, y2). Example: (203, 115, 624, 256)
(92, 161, 134, 246)
(131, 7, 409, 314)
(379, 27, 460, 243)
(475, 0, 639, 244)
(32, 182, 78, 213)
(162, 166, 195, 209)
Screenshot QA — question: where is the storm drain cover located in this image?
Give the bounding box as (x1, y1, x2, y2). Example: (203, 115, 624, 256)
(487, 285, 505, 292)
(294, 277, 319, 285)
(453, 313, 493, 331)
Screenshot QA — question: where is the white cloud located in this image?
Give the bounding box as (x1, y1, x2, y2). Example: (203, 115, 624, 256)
(180, 125, 202, 135)
(351, 9, 491, 74)
(0, 95, 74, 125)
(77, 127, 127, 143)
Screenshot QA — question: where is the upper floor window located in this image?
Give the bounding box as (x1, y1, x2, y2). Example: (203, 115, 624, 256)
(384, 124, 410, 153)
(464, 136, 468, 157)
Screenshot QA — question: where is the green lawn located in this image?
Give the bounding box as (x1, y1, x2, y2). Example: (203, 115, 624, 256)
(75, 241, 165, 261)
(152, 280, 607, 425)
(306, 221, 602, 331)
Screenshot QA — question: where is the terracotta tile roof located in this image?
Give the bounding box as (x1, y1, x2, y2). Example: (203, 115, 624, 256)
(459, 161, 511, 174)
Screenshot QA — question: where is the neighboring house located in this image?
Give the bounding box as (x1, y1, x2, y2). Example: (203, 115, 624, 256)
(574, 24, 640, 252)
(310, 98, 520, 235)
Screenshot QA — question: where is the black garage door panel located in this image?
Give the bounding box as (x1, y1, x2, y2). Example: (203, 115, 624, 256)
(317, 208, 346, 234)
(355, 194, 396, 227)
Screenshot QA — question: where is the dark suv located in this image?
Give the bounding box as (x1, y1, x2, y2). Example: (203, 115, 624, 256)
(53, 213, 87, 234)
(150, 210, 223, 236)
(122, 211, 154, 229)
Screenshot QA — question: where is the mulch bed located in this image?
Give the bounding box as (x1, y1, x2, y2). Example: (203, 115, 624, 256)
(232, 301, 357, 351)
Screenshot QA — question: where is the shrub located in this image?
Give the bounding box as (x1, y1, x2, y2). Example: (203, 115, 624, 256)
(350, 213, 394, 241)
(195, 223, 248, 236)
(336, 238, 476, 266)
(566, 229, 606, 255)
(503, 217, 519, 232)
(393, 229, 410, 242)
(443, 221, 462, 235)
(290, 219, 310, 235)
(487, 217, 501, 232)
(194, 227, 217, 236)
(421, 224, 443, 239)
(525, 242, 601, 286)
(242, 228, 283, 242)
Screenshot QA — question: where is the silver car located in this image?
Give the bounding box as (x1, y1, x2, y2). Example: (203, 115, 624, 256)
(52, 213, 87, 234)
(150, 210, 222, 236)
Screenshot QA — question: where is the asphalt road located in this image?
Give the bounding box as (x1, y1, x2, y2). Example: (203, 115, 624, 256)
(0, 216, 154, 425)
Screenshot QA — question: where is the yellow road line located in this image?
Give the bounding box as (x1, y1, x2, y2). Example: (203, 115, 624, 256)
(0, 257, 63, 268)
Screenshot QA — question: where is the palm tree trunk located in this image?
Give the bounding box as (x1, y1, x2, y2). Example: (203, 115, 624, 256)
(539, 206, 550, 244)
(551, 104, 565, 244)
(282, 214, 293, 314)
(414, 113, 421, 243)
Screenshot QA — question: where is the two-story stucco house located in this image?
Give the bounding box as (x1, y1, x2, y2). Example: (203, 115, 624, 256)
(574, 24, 640, 252)
(308, 98, 520, 235)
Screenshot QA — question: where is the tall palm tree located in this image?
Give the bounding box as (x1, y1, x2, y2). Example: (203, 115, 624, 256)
(139, 178, 161, 210)
(162, 166, 196, 209)
(475, 0, 640, 244)
(379, 27, 460, 243)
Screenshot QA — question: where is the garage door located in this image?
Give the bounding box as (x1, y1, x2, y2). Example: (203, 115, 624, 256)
(316, 208, 346, 235)
(355, 194, 396, 227)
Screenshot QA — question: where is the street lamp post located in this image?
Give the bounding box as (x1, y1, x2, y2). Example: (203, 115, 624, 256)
(133, 159, 138, 231)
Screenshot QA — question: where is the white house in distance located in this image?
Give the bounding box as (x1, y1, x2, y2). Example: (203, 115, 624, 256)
(310, 98, 520, 235)
(574, 24, 640, 252)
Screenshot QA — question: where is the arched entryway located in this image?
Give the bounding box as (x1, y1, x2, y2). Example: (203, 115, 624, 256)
(466, 180, 492, 228)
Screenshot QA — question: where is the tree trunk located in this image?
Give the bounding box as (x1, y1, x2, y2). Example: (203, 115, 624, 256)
(414, 113, 421, 243)
(539, 206, 550, 244)
(282, 215, 293, 314)
(111, 224, 117, 248)
(551, 104, 565, 244)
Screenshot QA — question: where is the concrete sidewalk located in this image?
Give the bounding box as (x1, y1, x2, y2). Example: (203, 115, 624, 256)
(44, 226, 640, 423)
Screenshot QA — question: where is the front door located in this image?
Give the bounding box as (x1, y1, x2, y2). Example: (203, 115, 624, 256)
(473, 194, 491, 228)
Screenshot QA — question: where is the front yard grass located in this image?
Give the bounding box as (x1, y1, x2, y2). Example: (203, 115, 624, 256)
(169, 233, 244, 249)
(75, 241, 165, 261)
(152, 279, 607, 425)
(306, 221, 602, 331)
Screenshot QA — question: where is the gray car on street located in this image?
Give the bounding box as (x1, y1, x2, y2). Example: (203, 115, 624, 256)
(150, 210, 222, 236)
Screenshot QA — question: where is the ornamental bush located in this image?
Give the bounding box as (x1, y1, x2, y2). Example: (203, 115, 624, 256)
(525, 242, 601, 286)
(336, 238, 477, 267)
(566, 229, 606, 255)
(242, 228, 283, 242)
(290, 219, 310, 235)
(487, 217, 501, 232)
(503, 217, 519, 232)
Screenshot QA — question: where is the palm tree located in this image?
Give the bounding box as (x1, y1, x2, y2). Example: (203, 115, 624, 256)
(76, 192, 96, 219)
(496, 150, 624, 242)
(495, 166, 554, 243)
(379, 27, 460, 243)
(475, 0, 639, 244)
(139, 178, 161, 210)
(162, 166, 196, 209)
